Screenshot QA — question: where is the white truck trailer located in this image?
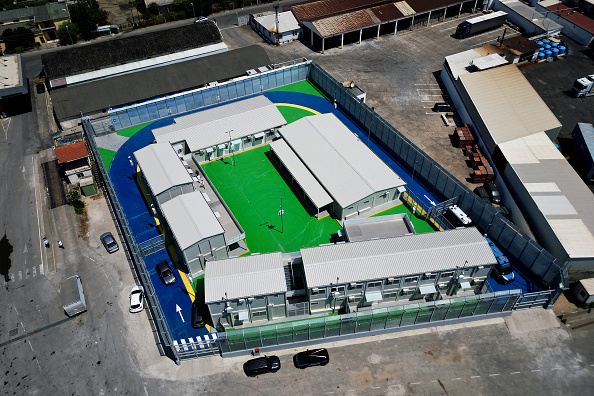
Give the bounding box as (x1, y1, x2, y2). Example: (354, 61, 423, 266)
(61, 275, 87, 317)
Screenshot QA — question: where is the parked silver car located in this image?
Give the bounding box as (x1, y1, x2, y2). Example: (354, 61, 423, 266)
(100, 232, 119, 253)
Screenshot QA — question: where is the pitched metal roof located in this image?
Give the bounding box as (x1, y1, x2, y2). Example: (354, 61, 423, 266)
(160, 190, 224, 250)
(51, 46, 271, 120)
(498, 132, 594, 259)
(496, 0, 563, 33)
(254, 11, 301, 33)
(153, 96, 286, 152)
(545, 1, 594, 34)
(269, 139, 333, 209)
(204, 252, 286, 302)
(280, 113, 405, 208)
(42, 22, 223, 79)
(302, 227, 496, 288)
(55, 141, 89, 164)
(458, 64, 561, 146)
(133, 143, 193, 196)
(292, 0, 386, 22)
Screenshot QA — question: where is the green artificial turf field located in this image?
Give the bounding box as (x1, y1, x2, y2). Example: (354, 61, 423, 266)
(276, 105, 317, 124)
(371, 203, 436, 234)
(116, 121, 154, 138)
(270, 80, 329, 99)
(98, 147, 117, 171)
(202, 145, 342, 254)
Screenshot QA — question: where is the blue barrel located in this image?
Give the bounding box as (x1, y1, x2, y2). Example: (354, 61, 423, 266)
(552, 48, 559, 57)
(543, 39, 550, 44)
(544, 44, 552, 50)
(551, 42, 559, 48)
(538, 52, 545, 61)
(539, 47, 545, 52)
(537, 41, 544, 47)
(545, 50, 553, 58)
(559, 46, 567, 54)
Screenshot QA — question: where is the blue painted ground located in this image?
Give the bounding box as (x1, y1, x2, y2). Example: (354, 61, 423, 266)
(108, 89, 537, 340)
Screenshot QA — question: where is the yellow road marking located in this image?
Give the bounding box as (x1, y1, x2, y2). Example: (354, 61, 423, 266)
(275, 103, 321, 115)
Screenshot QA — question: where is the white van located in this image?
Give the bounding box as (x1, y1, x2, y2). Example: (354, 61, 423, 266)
(448, 205, 472, 226)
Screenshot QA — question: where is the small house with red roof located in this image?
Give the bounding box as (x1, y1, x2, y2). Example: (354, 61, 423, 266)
(54, 141, 94, 190)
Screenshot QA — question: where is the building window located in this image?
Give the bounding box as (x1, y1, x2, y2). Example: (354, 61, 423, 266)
(440, 272, 454, 279)
(251, 311, 267, 320)
(331, 286, 344, 293)
(383, 292, 398, 299)
(404, 276, 418, 283)
(367, 281, 382, 288)
(310, 302, 319, 306)
(401, 289, 414, 296)
(423, 273, 437, 280)
(311, 288, 325, 296)
(349, 296, 362, 303)
(349, 283, 363, 290)
(386, 278, 395, 284)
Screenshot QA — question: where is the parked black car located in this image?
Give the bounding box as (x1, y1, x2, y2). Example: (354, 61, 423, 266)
(293, 348, 329, 369)
(473, 186, 489, 202)
(244, 355, 281, 377)
(484, 181, 502, 204)
(191, 300, 205, 328)
(156, 260, 176, 286)
(36, 83, 45, 94)
(432, 102, 452, 112)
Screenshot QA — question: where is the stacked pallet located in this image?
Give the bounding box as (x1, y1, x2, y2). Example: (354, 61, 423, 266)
(452, 125, 474, 148)
(470, 165, 494, 183)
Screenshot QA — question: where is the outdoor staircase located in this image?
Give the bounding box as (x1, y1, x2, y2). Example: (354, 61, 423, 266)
(284, 264, 295, 291)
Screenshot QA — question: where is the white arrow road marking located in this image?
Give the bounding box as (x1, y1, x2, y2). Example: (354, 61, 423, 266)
(424, 195, 437, 206)
(176, 304, 185, 322)
(24, 244, 28, 253)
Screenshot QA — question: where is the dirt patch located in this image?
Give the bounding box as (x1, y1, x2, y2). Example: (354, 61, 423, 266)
(77, 206, 89, 241)
(98, 0, 136, 26)
(553, 292, 579, 317)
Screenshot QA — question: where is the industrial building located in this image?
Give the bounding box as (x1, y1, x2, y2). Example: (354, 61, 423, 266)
(204, 227, 496, 329)
(491, 0, 563, 36)
(54, 141, 92, 185)
(153, 95, 286, 163)
(0, 3, 69, 50)
(42, 22, 225, 89)
(572, 123, 594, 181)
(250, 11, 302, 44)
(274, 113, 406, 220)
(51, 45, 271, 129)
(160, 191, 229, 273)
(536, 0, 594, 46)
(0, 55, 29, 116)
(205, 252, 288, 329)
(291, 0, 479, 52)
(134, 143, 195, 206)
(441, 51, 594, 273)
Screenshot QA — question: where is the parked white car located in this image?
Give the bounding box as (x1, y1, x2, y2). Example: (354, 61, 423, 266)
(129, 285, 144, 313)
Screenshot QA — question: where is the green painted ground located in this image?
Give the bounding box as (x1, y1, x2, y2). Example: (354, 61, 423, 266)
(276, 105, 316, 124)
(270, 80, 329, 99)
(116, 121, 153, 138)
(372, 203, 436, 234)
(98, 147, 117, 172)
(202, 145, 342, 254)
(192, 274, 205, 297)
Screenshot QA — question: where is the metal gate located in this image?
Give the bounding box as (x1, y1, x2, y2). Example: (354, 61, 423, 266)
(138, 234, 166, 258)
(513, 291, 554, 310)
(173, 337, 221, 359)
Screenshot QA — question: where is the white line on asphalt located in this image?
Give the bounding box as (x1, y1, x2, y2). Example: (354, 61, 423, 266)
(18, 270, 22, 281)
(414, 83, 440, 85)
(371, 386, 381, 389)
(451, 378, 461, 381)
(426, 112, 443, 115)
(39, 264, 44, 275)
(33, 266, 37, 277)
(470, 376, 481, 378)
(420, 94, 449, 97)
(510, 371, 521, 374)
(32, 156, 45, 272)
(489, 374, 500, 377)
(85, 255, 96, 262)
(324, 392, 334, 395)
(27, 340, 34, 352)
(431, 380, 437, 383)
(421, 100, 437, 102)
(410, 382, 421, 385)
(20, 320, 26, 332)
(531, 370, 542, 373)
(589, 364, 594, 367)
(551, 367, 562, 370)
(416, 88, 444, 91)
(10, 273, 15, 282)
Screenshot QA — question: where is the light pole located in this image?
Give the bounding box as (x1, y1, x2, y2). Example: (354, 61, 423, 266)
(226, 130, 235, 167)
(191, 2, 195, 19)
(277, 195, 286, 233)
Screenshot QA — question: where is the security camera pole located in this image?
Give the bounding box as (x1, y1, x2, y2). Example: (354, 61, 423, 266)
(277, 195, 286, 233)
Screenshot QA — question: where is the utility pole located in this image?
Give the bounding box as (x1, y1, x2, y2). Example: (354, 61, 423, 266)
(226, 130, 235, 167)
(277, 195, 286, 233)
(191, 2, 195, 19)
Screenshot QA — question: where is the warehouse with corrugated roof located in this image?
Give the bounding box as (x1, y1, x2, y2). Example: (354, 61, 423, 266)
(276, 113, 406, 220)
(153, 95, 286, 163)
(291, 0, 479, 52)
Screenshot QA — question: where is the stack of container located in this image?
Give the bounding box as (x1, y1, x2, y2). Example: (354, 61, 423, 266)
(536, 38, 568, 61)
(452, 125, 474, 148)
(469, 146, 494, 182)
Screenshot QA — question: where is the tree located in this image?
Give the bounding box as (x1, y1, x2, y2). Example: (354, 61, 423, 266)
(56, 22, 79, 45)
(1, 27, 36, 52)
(69, 1, 110, 40)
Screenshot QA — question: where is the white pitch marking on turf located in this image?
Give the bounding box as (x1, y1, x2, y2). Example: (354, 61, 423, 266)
(176, 304, 185, 322)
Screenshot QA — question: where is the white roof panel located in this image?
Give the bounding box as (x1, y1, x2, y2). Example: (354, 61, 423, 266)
(160, 190, 224, 250)
(204, 252, 286, 302)
(302, 227, 496, 288)
(153, 96, 286, 152)
(269, 139, 333, 208)
(459, 65, 562, 146)
(134, 143, 193, 195)
(533, 195, 577, 216)
(254, 11, 300, 34)
(280, 113, 405, 208)
(471, 54, 508, 71)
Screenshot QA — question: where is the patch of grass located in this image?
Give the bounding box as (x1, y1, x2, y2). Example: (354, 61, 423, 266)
(276, 105, 317, 124)
(116, 121, 153, 138)
(270, 80, 329, 99)
(77, 205, 89, 241)
(97, 147, 117, 171)
(202, 145, 342, 254)
(371, 203, 436, 234)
